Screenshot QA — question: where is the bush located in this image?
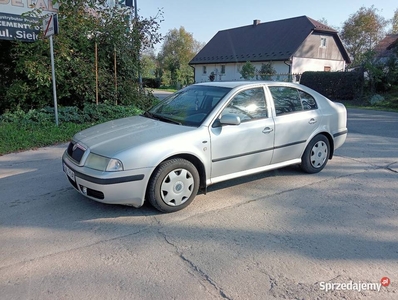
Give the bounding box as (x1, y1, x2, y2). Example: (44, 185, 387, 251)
(142, 78, 161, 88)
(0, 1, 164, 115)
(82, 103, 142, 123)
(1, 104, 143, 125)
(239, 61, 256, 80)
(301, 71, 364, 100)
(0, 103, 145, 155)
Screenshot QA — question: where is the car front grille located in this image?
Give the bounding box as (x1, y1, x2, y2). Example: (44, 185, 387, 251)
(67, 141, 86, 164)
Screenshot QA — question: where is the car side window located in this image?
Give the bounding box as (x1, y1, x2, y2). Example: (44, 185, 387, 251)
(298, 90, 318, 110)
(221, 87, 268, 122)
(269, 86, 303, 116)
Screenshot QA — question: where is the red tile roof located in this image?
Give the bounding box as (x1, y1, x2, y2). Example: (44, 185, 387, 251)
(374, 34, 398, 58)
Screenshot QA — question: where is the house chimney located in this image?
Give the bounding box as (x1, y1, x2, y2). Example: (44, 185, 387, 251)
(253, 19, 261, 26)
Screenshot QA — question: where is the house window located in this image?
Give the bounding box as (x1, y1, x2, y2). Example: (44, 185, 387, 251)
(320, 37, 327, 47)
(221, 65, 225, 74)
(324, 66, 331, 72)
(203, 66, 207, 74)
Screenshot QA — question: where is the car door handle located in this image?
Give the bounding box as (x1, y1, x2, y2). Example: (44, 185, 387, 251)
(309, 118, 317, 124)
(262, 127, 274, 134)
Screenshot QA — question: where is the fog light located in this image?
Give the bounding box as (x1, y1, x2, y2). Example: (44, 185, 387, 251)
(81, 186, 87, 195)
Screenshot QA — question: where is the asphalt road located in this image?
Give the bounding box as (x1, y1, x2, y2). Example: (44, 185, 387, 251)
(0, 108, 397, 300)
(151, 90, 173, 100)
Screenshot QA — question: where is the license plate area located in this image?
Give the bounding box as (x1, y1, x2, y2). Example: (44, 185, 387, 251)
(63, 163, 76, 182)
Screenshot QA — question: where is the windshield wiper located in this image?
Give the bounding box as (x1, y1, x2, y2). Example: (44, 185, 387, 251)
(154, 114, 182, 125)
(142, 111, 181, 125)
(142, 111, 156, 119)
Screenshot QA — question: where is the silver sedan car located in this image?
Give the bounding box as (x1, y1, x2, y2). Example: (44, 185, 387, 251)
(62, 81, 347, 212)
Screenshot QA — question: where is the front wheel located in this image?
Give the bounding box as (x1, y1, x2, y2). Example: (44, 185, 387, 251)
(300, 135, 330, 173)
(147, 158, 200, 213)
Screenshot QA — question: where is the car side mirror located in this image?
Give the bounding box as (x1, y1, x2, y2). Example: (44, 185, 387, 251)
(219, 114, 241, 126)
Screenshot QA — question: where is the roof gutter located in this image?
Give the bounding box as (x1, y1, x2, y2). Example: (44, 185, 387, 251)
(284, 59, 292, 74)
(190, 64, 196, 83)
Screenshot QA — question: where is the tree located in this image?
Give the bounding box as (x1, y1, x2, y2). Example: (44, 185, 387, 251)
(158, 27, 204, 87)
(239, 61, 256, 80)
(317, 17, 339, 31)
(340, 6, 388, 66)
(1, 0, 163, 113)
(391, 8, 398, 34)
(258, 62, 276, 80)
(317, 18, 329, 26)
(141, 49, 157, 78)
(0, 40, 17, 113)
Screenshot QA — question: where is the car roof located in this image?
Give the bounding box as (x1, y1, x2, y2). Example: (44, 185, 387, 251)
(194, 81, 301, 89)
(194, 81, 267, 89)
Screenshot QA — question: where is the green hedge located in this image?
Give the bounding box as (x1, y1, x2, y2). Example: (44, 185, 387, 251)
(0, 103, 143, 125)
(300, 71, 364, 100)
(0, 103, 145, 155)
(142, 78, 161, 89)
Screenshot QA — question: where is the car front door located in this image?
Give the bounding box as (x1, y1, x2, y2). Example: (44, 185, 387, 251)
(209, 87, 275, 183)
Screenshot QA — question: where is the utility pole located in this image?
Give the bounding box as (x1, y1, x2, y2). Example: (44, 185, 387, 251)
(134, 0, 142, 88)
(125, 0, 142, 88)
(43, 14, 59, 126)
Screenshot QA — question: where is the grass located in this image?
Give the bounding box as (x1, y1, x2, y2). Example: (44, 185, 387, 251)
(340, 90, 398, 113)
(0, 122, 92, 155)
(0, 103, 146, 156)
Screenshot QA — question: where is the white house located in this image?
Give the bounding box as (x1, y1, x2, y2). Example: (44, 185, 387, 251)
(189, 16, 351, 82)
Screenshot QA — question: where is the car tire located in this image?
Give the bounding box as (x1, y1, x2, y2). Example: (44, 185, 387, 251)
(147, 158, 200, 213)
(300, 134, 330, 174)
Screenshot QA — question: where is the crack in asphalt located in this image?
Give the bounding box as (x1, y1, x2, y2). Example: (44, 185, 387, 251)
(155, 224, 232, 300)
(231, 166, 371, 210)
(339, 155, 398, 174)
(386, 162, 398, 173)
(178, 252, 232, 300)
(221, 155, 398, 213)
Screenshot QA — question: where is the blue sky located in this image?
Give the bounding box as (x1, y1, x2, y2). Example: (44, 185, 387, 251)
(136, 0, 397, 50)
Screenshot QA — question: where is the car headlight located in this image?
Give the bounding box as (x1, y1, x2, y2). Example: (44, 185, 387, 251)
(85, 153, 124, 172)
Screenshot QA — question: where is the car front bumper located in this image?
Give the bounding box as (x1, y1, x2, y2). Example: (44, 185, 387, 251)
(62, 152, 152, 207)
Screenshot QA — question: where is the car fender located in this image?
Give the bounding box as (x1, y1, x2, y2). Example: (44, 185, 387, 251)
(300, 125, 335, 159)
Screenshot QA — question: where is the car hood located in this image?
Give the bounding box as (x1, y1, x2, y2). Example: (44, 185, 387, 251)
(73, 116, 196, 157)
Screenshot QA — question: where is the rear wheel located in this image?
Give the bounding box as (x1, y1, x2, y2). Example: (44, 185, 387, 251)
(300, 135, 330, 173)
(147, 158, 199, 213)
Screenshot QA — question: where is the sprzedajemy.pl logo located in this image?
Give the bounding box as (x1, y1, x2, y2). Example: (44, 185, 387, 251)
(319, 277, 390, 293)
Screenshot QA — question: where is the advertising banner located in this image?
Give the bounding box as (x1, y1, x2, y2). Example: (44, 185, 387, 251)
(0, 0, 58, 42)
(0, 12, 39, 41)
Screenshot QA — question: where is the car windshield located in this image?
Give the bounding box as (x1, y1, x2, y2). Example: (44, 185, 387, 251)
(146, 85, 231, 127)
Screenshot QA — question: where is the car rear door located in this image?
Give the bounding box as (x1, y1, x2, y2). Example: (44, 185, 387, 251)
(267, 85, 322, 164)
